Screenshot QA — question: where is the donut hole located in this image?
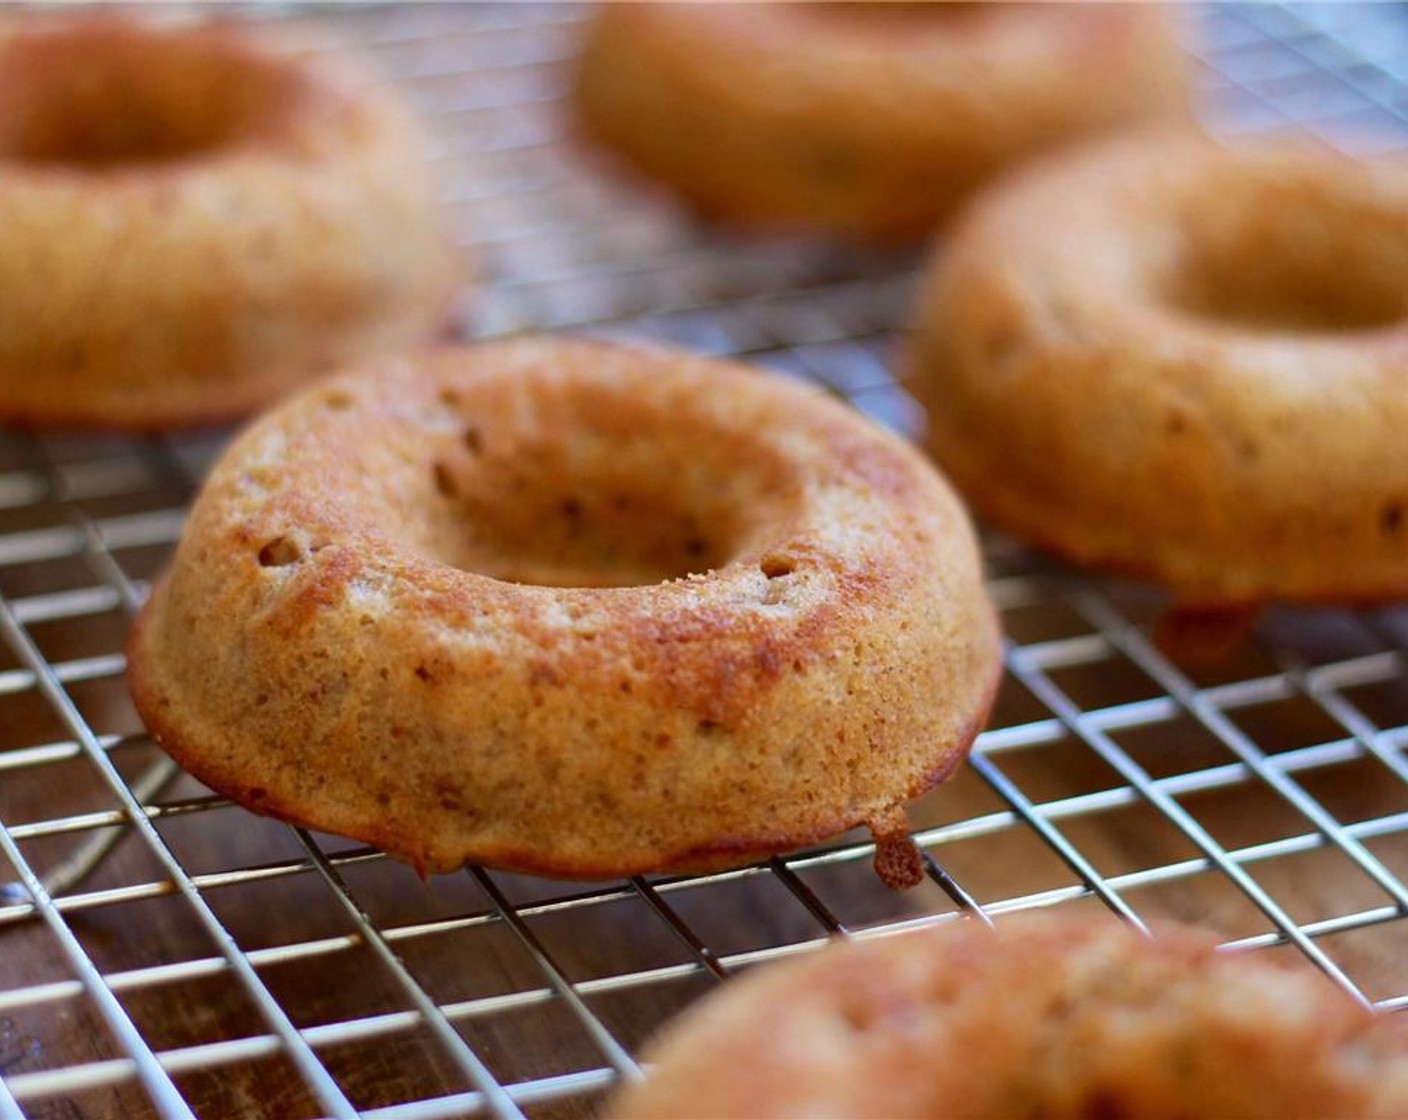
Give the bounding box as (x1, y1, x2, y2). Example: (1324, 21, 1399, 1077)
(440, 479, 736, 587)
(1162, 198, 1408, 334)
(0, 26, 307, 168)
(421, 434, 757, 588)
(800, 2, 984, 30)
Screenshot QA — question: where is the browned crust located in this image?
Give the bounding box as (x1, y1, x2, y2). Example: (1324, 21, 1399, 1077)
(127, 339, 1002, 885)
(906, 130, 1408, 607)
(608, 913, 1408, 1119)
(571, 3, 1189, 241)
(0, 16, 465, 431)
(0, 294, 466, 435)
(957, 477, 1408, 624)
(966, 485, 1408, 614)
(130, 597, 1002, 882)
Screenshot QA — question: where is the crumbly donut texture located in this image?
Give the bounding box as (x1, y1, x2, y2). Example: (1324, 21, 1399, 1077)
(906, 132, 1408, 606)
(0, 18, 461, 430)
(573, 2, 1187, 240)
(609, 914, 1408, 1119)
(128, 339, 1001, 882)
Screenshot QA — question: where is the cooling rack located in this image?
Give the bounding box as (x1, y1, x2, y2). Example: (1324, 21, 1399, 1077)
(4, 2, 1408, 1117)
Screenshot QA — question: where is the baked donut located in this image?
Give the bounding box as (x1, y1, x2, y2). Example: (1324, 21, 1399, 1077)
(127, 339, 1001, 884)
(906, 132, 1408, 608)
(573, 2, 1188, 240)
(609, 914, 1408, 1119)
(0, 18, 461, 430)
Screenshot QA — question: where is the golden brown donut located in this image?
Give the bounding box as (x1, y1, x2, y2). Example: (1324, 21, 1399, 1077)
(0, 18, 461, 430)
(609, 913, 1408, 1119)
(573, 2, 1188, 241)
(127, 339, 1001, 884)
(906, 132, 1408, 608)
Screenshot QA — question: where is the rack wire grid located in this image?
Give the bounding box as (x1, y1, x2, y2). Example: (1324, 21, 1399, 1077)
(2, 1, 1408, 1117)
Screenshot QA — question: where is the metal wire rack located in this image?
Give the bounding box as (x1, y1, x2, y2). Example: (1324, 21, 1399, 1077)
(3, 2, 1408, 1117)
